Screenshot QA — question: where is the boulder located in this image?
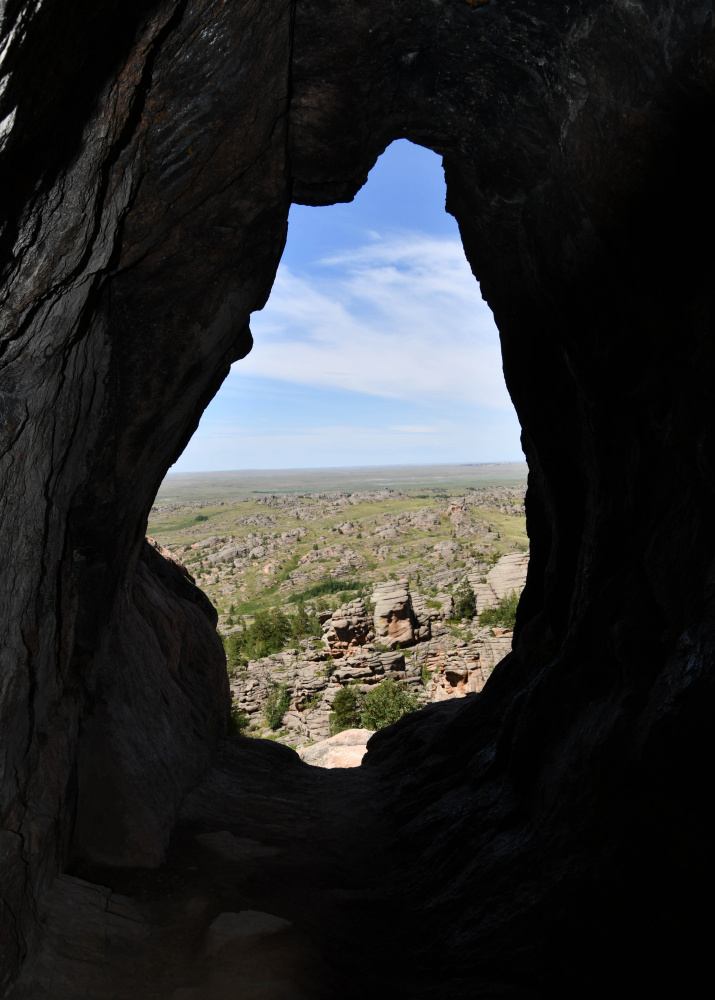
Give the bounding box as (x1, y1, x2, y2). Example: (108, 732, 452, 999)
(299, 729, 375, 768)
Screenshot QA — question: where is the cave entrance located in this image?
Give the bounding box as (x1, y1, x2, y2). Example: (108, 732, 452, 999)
(152, 139, 526, 751)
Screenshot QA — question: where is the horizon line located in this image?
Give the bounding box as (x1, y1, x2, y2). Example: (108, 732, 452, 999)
(164, 459, 528, 477)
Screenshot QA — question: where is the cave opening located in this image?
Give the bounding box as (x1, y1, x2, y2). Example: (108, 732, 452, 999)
(3, 2, 713, 996)
(171, 138, 523, 476)
(156, 136, 527, 747)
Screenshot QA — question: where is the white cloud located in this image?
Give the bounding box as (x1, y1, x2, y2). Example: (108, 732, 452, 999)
(237, 232, 512, 410)
(390, 425, 437, 433)
(175, 414, 522, 472)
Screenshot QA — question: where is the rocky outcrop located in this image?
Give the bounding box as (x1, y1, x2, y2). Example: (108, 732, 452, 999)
(230, 564, 525, 743)
(231, 642, 419, 743)
(320, 597, 374, 656)
(372, 579, 419, 648)
(468, 550, 530, 615)
(1, 0, 714, 996)
(416, 629, 513, 702)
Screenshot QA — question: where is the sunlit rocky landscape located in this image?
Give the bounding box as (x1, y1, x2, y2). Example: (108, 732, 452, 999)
(148, 483, 528, 749)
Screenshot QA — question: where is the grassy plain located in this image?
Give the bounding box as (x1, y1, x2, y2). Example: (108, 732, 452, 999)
(155, 462, 529, 502)
(148, 471, 528, 620)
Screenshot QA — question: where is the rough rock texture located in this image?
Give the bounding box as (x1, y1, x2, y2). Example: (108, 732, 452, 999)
(229, 567, 521, 743)
(298, 729, 375, 769)
(320, 597, 374, 656)
(8, 740, 391, 1000)
(2, 0, 715, 996)
(372, 579, 418, 647)
(70, 539, 229, 870)
(468, 550, 529, 614)
(231, 638, 416, 744)
(417, 628, 513, 702)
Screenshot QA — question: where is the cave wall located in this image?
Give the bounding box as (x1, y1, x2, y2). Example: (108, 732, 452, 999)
(0, 0, 293, 984)
(1, 0, 714, 994)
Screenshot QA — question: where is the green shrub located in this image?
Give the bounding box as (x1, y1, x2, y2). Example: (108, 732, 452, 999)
(264, 683, 291, 730)
(301, 692, 323, 713)
(288, 579, 362, 603)
(360, 678, 421, 731)
(228, 706, 250, 736)
(478, 589, 519, 629)
(222, 607, 317, 665)
(289, 601, 322, 641)
(453, 580, 476, 620)
(329, 686, 362, 735)
(195, 514, 208, 522)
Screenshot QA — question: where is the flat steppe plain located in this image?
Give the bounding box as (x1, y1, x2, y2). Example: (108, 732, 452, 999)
(148, 464, 528, 618)
(156, 462, 529, 503)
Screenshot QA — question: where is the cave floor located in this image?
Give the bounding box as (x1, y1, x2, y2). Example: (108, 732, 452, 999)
(12, 740, 399, 1000)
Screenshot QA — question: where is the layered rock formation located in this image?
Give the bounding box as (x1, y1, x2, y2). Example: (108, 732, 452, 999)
(228, 562, 528, 743)
(1, 1, 714, 996)
(320, 597, 374, 656)
(468, 550, 529, 614)
(372, 579, 417, 647)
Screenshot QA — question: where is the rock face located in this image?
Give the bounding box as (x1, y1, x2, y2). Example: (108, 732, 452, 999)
(372, 579, 418, 647)
(1, 1, 714, 996)
(231, 633, 419, 744)
(468, 550, 530, 615)
(229, 562, 523, 743)
(321, 597, 374, 656)
(70, 539, 230, 870)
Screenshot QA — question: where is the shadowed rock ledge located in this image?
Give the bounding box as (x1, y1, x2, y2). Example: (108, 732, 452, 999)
(1, 0, 714, 996)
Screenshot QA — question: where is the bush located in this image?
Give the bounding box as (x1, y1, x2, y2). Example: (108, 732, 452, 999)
(228, 706, 250, 736)
(222, 607, 320, 666)
(290, 601, 322, 641)
(288, 579, 362, 603)
(478, 589, 519, 629)
(329, 686, 362, 735)
(360, 678, 421, 731)
(453, 580, 476, 620)
(195, 514, 208, 522)
(264, 683, 291, 730)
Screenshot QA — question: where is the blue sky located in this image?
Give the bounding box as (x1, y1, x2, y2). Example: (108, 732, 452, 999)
(173, 140, 523, 471)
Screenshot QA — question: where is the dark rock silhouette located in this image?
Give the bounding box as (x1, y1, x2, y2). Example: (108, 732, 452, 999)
(1, 0, 713, 996)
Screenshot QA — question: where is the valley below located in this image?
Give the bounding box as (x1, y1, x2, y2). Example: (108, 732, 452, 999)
(148, 476, 530, 755)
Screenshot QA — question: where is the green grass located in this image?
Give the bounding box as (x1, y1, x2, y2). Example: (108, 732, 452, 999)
(148, 485, 529, 619)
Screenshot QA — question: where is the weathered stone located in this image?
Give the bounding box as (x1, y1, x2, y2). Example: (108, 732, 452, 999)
(372, 579, 417, 647)
(1, 0, 714, 995)
(298, 729, 375, 769)
(320, 597, 373, 657)
(468, 551, 530, 615)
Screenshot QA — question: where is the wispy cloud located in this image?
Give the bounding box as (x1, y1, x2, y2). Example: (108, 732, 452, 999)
(237, 233, 511, 410)
(390, 425, 437, 433)
(175, 413, 523, 471)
